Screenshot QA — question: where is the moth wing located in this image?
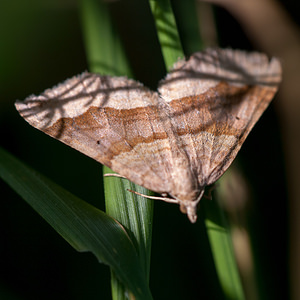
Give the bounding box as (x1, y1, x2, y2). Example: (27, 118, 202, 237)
(15, 72, 174, 193)
(158, 48, 282, 185)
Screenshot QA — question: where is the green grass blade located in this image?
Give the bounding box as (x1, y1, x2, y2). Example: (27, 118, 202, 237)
(104, 167, 154, 300)
(79, 0, 154, 299)
(170, 1, 204, 54)
(103, 167, 154, 281)
(79, 0, 131, 77)
(149, 0, 184, 70)
(149, 1, 245, 299)
(202, 198, 245, 300)
(0, 146, 152, 300)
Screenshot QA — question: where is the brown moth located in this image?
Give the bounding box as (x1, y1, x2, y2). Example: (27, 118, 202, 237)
(15, 48, 282, 223)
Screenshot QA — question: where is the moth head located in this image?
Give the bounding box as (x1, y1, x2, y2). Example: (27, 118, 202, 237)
(177, 189, 205, 223)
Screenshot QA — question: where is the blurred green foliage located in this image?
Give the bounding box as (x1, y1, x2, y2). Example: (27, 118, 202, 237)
(0, 0, 289, 299)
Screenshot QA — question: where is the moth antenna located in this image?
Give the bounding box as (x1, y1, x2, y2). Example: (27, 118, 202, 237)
(127, 189, 179, 204)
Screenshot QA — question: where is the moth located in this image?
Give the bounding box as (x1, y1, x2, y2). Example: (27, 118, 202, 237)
(15, 48, 282, 222)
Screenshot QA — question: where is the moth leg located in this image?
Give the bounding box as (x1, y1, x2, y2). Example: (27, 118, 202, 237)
(103, 173, 128, 179)
(127, 189, 179, 204)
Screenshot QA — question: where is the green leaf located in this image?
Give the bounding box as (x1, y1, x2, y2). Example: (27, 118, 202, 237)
(104, 167, 154, 300)
(202, 198, 245, 300)
(104, 167, 154, 281)
(79, 0, 132, 77)
(149, 1, 245, 299)
(0, 146, 152, 300)
(149, 0, 184, 71)
(79, 0, 154, 299)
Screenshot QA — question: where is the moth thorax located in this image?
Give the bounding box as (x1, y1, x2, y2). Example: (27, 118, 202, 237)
(171, 170, 200, 202)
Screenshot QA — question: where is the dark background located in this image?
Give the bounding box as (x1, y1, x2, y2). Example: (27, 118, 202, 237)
(0, 0, 293, 299)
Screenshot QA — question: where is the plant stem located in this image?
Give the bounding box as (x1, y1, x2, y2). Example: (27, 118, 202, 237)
(79, 0, 153, 299)
(149, 1, 245, 299)
(149, 0, 184, 71)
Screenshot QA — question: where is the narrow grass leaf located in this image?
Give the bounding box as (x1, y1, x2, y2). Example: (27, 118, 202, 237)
(149, 0, 184, 70)
(0, 146, 152, 300)
(79, 0, 131, 77)
(202, 198, 245, 300)
(79, 0, 154, 298)
(149, 1, 245, 299)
